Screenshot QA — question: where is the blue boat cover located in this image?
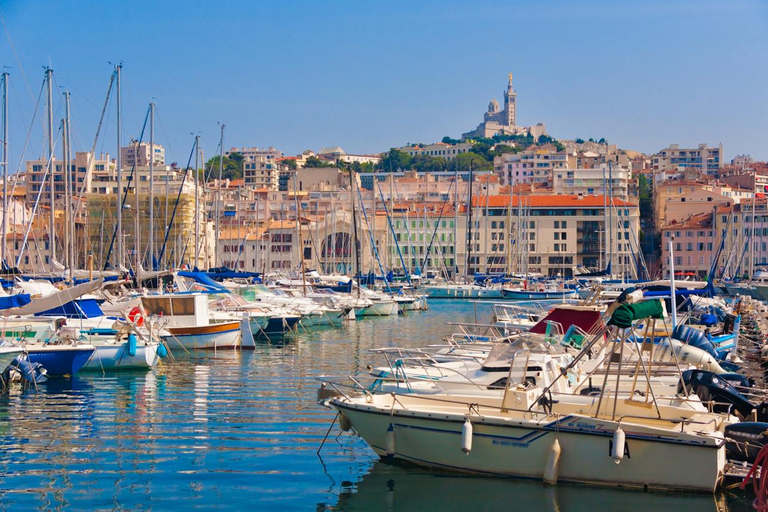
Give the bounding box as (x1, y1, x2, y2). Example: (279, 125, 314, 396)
(178, 271, 231, 293)
(0, 293, 31, 310)
(35, 298, 104, 319)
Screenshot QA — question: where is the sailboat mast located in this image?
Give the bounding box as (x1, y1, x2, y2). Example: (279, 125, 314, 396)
(1, 72, 8, 266)
(46, 67, 56, 266)
(349, 170, 361, 298)
(134, 138, 140, 276)
(453, 166, 458, 281)
(62, 90, 71, 271)
(194, 135, 200, 267)
(215, 123, 224, 268)
(465, 163, 474, 278)
(149, 101, 155, 270)
(115, 63, 123, 271)
(608, 160, 614, 278)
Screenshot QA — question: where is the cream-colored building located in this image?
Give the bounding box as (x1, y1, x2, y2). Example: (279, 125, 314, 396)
(463, 194, 640, 277)
(120, 142, 165, 168)
(652, 143, 724, 176)
(552, 164, 631, 199)
(398, 142, 474, 161)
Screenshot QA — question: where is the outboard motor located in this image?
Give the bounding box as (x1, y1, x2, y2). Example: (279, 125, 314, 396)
(673, 325, 718, 359)
(725, 423, 768, 463)
(4, 356, 48, 384)
(678, 369, 754, 418)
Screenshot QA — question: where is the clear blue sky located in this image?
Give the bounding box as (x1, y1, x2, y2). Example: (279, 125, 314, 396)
(1, 0, 766, 172)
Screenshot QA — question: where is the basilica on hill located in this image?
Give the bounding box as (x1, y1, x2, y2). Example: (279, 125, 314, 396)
(462, 73, 547, 140)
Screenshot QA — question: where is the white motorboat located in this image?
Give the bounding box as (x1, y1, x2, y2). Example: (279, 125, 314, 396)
(140, 294, 242, 350)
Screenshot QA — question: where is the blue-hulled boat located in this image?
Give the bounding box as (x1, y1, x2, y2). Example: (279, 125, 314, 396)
(24, 345, 95, 376)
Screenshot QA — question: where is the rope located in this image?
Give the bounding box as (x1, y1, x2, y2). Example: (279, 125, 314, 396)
(742, 442, 768, 511)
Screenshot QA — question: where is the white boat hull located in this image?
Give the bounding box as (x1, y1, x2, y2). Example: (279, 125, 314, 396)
(356, 301, 399, 317)
(163, 322, 241, 350)
(334, 398, 724, 492)
(82, 342, 160, 370)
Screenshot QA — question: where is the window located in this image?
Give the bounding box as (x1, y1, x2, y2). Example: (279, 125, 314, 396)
(554, 233, 560, 240)
(562, 221, 567, 229)
(561, 232, 567, 240)
(554, 243, 559, 251)
(554, 221, 560, 228)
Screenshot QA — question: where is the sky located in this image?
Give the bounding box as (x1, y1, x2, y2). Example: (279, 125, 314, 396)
(0, 0, 766, 172)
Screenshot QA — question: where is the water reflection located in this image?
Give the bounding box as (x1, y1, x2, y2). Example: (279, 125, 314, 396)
(331, 462, 740, 512)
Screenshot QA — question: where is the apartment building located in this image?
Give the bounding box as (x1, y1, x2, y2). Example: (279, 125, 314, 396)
(652, 143, 724, 176)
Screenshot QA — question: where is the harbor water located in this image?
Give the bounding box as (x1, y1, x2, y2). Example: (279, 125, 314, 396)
(0, 301, 754, 510)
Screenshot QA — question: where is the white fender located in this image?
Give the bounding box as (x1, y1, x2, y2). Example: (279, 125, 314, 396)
(612, 426, 625, 464)
(543, 438, 561, 484)
(461, 418, 473, 455)
(386, 423, 396, 456)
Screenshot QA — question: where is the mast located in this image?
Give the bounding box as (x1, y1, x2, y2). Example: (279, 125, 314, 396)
(134, 138, 140, 276)
(505, 181, 513, 275)
(1, 72, 8, 266)
(292, 172, 307, 295)
(216, 123, 225, 268)
(115, 63, 123, 270)
(194, 135, 201, 267)
(465, 163, 474, 278)
(46, 67, 56, 266)
(62, 90, 71, 271)
(349, 170, 361, 298)
(453, 166, 458, 281)
(608, 160, 615, 278)
(149, 101, 155, 270)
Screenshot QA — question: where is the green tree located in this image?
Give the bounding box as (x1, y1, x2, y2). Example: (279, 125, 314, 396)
(411, 155, 448, 173)
(451, 152, 492, 173)
(205, 151, 244, 181)
(283, 159, 298, 170)
(638, 174, 653, 219)
(377, 149, 413, 171)
(575, 138, 585, 144)
(304, 156, 337, 168)
(441, 136, 461, 145)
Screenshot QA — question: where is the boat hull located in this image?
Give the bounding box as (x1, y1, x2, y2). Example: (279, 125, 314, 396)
(82, 342, 160, 370)
(426, 286, 503, 299)
(24, 346, 95, 376)
(334, 400, 724, 493)
(356, 301, 399, 317)
(501, 289, 578, 300)
(164, 322, 242, 350)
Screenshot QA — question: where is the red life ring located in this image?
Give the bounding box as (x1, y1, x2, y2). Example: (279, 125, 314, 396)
(128, 306, 144, 327)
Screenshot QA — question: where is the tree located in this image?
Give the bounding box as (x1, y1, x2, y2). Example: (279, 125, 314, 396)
(598, 137, 607, 144)
(575, 138, 585, 144)
(304, 156, 336, 168)
(377, 149, 412, 172)
(205, 151, 244, 181)
(442, 135, 461, 145)
(490, 144, 519, 157)
(283, 159, 298, 170)
(451, 152, 492, 173)
(411, 155, 448, 173)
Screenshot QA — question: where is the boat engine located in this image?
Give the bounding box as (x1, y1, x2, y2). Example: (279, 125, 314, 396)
(725, 422, 768, 463)
(678, 369, 754, 418)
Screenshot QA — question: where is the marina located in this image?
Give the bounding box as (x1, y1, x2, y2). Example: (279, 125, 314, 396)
(0, 300, 756, 510)
(0, 2, 766, 510)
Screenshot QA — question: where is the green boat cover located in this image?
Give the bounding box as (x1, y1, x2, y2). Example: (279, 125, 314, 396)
(607, 300, 665, 328)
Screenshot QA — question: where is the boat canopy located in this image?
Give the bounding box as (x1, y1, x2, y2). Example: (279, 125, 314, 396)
(0, 294, 31, 310)
(607, 300, 665, 328)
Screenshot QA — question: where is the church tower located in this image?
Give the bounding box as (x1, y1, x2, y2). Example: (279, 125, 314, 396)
(503, 72, 516, 128)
